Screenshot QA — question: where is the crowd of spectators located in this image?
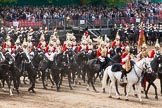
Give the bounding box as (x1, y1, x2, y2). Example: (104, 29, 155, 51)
(0, 1, 162, 27)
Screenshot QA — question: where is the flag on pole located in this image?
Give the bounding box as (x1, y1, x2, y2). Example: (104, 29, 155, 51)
(138, 29, 146, 47)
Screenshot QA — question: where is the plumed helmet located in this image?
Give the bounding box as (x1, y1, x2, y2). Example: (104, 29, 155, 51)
(115, 32, 120, 39)
(6, 35, 11, 40)
(142, 43, 147, 49)
(15, 36, 20, 44)
(40, 34, 45, 41)
(125, 46, 130, 52)
(155, 39, 160, 48)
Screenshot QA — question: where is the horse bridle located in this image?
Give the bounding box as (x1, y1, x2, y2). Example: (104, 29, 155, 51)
(134, 59, 151, 84)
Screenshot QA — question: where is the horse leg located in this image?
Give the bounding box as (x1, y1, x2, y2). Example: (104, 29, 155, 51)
(90, 76, 97, 92)
(68, 72, 73, 90)
(53, 74, 60, 92)
(136, 83, 142, 102)
(48, 72, 55, 88)
(2, 80, 7, 92)
(115, 81, 120, 96)
(86, 73, 90, 91)
(72, 71, 76, 86)
(151, 82, 158, 99)
(125, 84, 132, 101)
(41, 71, 47, 89)
(6, 78, 13, 96)
(28, 71, 36, 93)
(131, 84, 138, 97)
(102, 70, 108, 93)
(145, 83, 151, 99)
(160, 79, 162, 95)
(13, 77, 19, 94)
(94, 72, 99, 84)
(108, 82, 113, 98)
(23, 76, 27, 84)
(59, 72, 63, 87)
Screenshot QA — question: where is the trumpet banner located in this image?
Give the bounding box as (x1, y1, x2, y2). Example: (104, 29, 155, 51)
(138, 29, 146, 47)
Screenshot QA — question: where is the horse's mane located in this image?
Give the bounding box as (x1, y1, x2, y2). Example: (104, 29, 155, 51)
(151, 56, 158, 72)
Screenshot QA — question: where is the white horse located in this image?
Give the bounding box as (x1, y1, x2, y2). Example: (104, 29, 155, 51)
(102, 57, 152, 102)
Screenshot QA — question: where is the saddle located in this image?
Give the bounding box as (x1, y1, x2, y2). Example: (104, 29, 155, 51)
(111, 61, 135, 73)
(111, 63, 122, 72)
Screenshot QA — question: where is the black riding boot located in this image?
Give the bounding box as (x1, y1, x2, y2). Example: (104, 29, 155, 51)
(120, 68, 127, 82)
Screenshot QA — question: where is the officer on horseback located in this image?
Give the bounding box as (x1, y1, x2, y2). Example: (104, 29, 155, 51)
(120, 46, 131, 82)
(96, 41, 107, 66)
(149, 39, 161, 60)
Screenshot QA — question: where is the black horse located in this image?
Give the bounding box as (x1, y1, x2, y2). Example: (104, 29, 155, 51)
(39, 54, 55, 89)
(64, 49, 78, 90)
(144, 55, 160, 99)
(15, 51, 37, 93)
(4, 51, 21, 94)
(85, 56, 112, 92)
(32, 49, 45, 79)
(0, 51, 13, 95)
(76, 51, 89, 83)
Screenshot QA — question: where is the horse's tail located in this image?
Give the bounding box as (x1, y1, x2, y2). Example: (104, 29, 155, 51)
(102, 67, 110, 92)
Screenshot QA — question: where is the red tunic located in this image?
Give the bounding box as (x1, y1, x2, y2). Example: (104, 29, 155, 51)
(111, 41, 122, 48)
(149, 49, 155, 59)
(77, 45, 88, 53)
(37, 42, 47, 49)
(45, 46, 56, 53)
(120, 52, 128, 65)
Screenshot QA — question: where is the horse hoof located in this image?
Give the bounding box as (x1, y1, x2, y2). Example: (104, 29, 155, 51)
(95, 91, 99, 93)
(125, 99, 129, 101)
(86, 88, 89, 91)
(117, 97, 121, 100)
(155, 96, 158, 100)
(43, 87, 47, 90)
(145, 96, 149, 99)
(51, 86, 54, 88)
(134, 94, 138, 97)
(28, 88, 31, 92)
(79, 82, 81, 85)
(33, 91, 36, 93)
(103, 88, 106, 93)
(109, 96, 112, 98)
(10, 94, 13, 96)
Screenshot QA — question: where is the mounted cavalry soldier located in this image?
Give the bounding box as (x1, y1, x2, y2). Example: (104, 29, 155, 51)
(137, 43, 148, 60)
(149, 39, 161, 60)
(96, 41, 107, 63)
(14, 36, 21, 50)
(37, 33, 47, 52)
(104, 35, 111, 57)
(27, 34, 34, 49)
(45, 41, 55, 62)
(111, 32, 122, 48)
(63, 40, 73, 53)
(71, 35, 77, 51)
(0, 46, 5, 63)
(120, 46, 132, 82)
(87, 39, 94, 54)
(2, 35, 13, 53)
(77, 40, 88, 53)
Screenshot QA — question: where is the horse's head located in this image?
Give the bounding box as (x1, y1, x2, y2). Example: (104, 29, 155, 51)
(19, 51, 30, 63)
(116, 47, 122, 55)
(156, 54, 162, 68)
(78, 51, 88, 61)
(130, 46, 138, 56)
(142, 57, 152, 73)
(65, 49, 75, 63)
(4, 51, 15, 64)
